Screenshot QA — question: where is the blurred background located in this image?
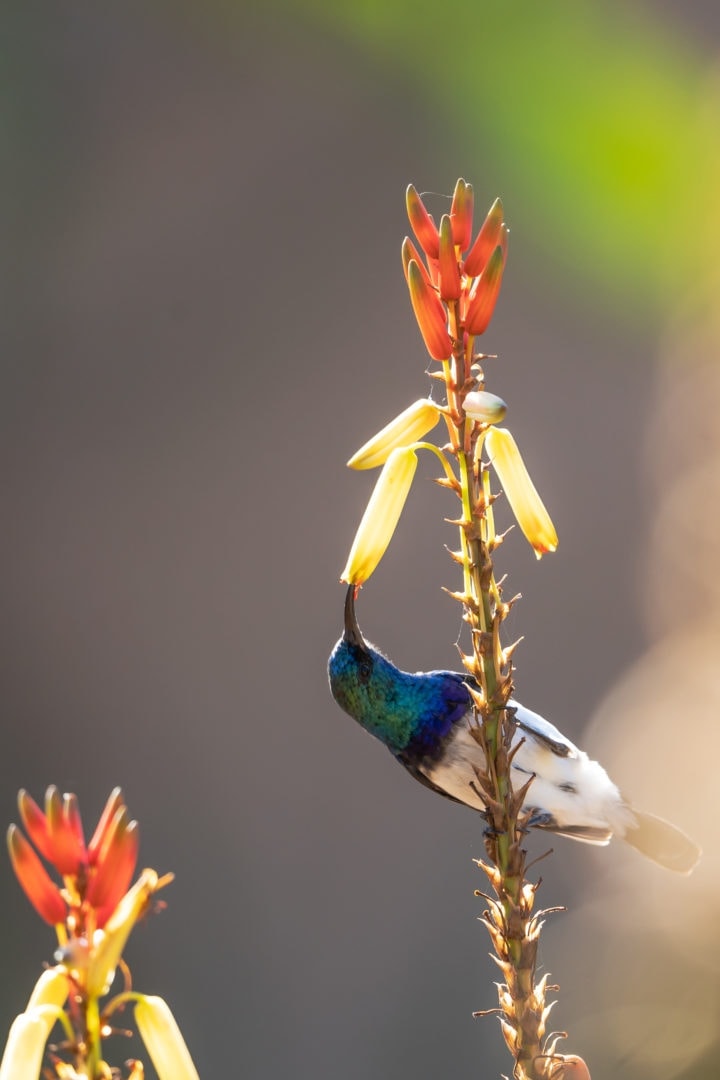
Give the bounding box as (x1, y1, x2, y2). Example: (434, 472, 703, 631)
(1, 1, 719, 1076)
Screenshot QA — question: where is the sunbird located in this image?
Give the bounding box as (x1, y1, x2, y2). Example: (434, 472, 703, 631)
(328, 587, 700, 873)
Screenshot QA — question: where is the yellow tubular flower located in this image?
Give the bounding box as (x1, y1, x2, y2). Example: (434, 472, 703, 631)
(347, 399, 440, 470)
(0, 1007, 59, 1080)
(485, 427, 558, 558)
(26, 967, 69, 1012)
(134, 996, 200, 1080)
(86, 869, 159, 997)
(341, 446, 418, 584)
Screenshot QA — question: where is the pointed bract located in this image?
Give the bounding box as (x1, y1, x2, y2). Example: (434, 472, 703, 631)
(464, 245, 506, 335)
(406, 184, 439, 259)
(7, 825, 67, 926)
(438, 215, 462, 301)
(485, 428, 558, 558)
(450, 178, 474, 251)
(135, 996, 200, 1080)
(348, 399, 440, 469)
(341, 447, 418, 585)
(407, 260, 453, 360)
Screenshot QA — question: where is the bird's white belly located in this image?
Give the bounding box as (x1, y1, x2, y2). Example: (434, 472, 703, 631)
(420, 720, 635, 834)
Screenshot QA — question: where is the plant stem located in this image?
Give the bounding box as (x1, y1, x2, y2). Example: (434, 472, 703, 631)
(444, 326, 553, 1080)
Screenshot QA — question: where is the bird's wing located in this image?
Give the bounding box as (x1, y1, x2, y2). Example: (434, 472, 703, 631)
(511, 701, 577, 758)
(529, 818, 612, 845)
(395, 751, 470, 808)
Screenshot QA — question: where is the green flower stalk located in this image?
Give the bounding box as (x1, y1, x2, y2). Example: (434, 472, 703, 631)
(341, 179, 585, 1079)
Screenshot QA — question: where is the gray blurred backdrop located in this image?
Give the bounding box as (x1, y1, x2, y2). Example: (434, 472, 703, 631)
(2, 3, 720, 1078)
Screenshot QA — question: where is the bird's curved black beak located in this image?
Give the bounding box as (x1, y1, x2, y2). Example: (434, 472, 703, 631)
(343, 584, 366, 649)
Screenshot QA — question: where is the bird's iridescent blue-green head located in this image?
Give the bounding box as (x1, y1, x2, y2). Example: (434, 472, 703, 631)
(328, 586, 471, 756)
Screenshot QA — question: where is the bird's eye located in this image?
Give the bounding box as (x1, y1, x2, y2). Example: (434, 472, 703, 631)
(358, 659, 372, 684)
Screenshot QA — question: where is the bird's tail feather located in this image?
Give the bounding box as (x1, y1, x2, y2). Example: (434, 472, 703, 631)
(622, 810, 701, 874)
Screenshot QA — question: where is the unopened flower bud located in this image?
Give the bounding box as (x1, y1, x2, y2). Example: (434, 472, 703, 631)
(7, 825, 67, 926)
(341, 447, 418, 584)
(348, 400, 440, 469)
(554, 1055, 592, 1080)
(450, 178, 474, 251)
(464, 244, 506, 335)
(438, 215, 462, 301)
(407, 260, 453, 361)
(464, 390, 507, 425)
(485, 427, 558, 558)
(406, 184, 439, 258)
(463, 196, 504, 277)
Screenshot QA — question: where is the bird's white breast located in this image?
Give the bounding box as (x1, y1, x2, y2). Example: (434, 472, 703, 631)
(420, 708, 636, 836)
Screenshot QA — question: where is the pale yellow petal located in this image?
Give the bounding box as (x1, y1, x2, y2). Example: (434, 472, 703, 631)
(485, 427, 558, 557)
(0, 1008, 57, 1080)
(347, 399, 440, 469)
(26, 966, 69, 1012)
(135, 996, 200, 1080)
(86, 869, 159, 996)
(341, 446, 417, 584)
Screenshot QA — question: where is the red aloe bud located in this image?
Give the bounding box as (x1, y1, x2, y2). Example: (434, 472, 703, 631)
(406, 184, 439, 259)
(45, 786, 85, 875)
(63, 792, 86, 854)
(88, 787, 125, 866)
(464, 245, 506, 335)
(407, 260, 453, 360)
(401, 237, 430, 285)
(463, 197, 504, 277)
(8, 825, 67, 925)
(437, 215, 462, 301)
(89, 816, 140, 919)
(17, 790, 55, 863)
(450, 178, 474, 251)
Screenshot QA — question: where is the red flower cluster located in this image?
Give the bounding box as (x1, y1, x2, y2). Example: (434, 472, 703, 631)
(402, 179, 508, 360)
(7, 787, 139, 930)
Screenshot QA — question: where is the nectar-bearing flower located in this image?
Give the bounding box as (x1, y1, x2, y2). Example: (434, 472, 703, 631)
(485, 426, 558, 558)
(0, 1008, 60, 1080)
(341, 445, 418, 585)
(347, 399, 440, 469)
(135, 996, 200, 1080)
